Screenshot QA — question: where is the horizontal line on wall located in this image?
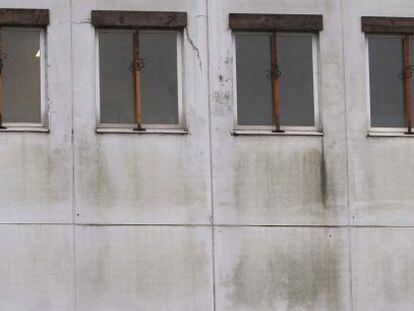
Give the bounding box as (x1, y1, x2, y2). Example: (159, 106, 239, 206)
(0, 223, 414, 229)
(215, 224, 414, 229)
(0, 223, 74, 226)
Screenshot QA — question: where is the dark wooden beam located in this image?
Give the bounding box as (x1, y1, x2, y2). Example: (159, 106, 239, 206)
(229, 13, 323, 32)
(0, 9, 49, 27)
(362, 16, 414, 34)
(91, 10, 187, 29)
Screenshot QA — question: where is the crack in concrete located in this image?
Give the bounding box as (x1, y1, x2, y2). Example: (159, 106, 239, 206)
(185, 27, 203, 71)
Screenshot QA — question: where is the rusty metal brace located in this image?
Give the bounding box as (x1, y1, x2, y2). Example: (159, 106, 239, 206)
(0, 30, 6, 130)
(132, 30, 146, 131)
(403, 35, 413, 134)
(271, 32, 284, 133)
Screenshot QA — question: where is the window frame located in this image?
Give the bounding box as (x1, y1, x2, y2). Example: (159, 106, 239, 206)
(92, 10, 187, 133)
(365, 33, 411, 134)
(0, 27, 47, 129)
(95, 28, 185, 131)
(362, 16, 414, 136)
(366, 33, 414, 135)
(232, 31, 320, 133)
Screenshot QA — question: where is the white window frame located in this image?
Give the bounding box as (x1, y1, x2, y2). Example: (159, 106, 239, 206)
(95, 29, 185, 131)
(232, 31, 321, 134)
(366, 33, 411, 134)
(2, 27, 48, 130)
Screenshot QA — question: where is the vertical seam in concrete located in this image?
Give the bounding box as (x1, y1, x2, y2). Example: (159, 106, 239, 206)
(205, 0, 217, 310)
(339, 0, 354, 309)
(69, 0, 77, 310)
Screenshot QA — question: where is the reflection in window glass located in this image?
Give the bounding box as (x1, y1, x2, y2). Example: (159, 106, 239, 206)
(369, 36, 405, 128)
(99, 31, 135, 124)
(236, 33, 273, 126)
(3, 28, 41, 123)
(278, 35, 314, 126)
(140, 32, 178, 124)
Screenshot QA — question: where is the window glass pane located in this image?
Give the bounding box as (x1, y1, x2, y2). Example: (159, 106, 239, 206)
(3, 28, 41, 123)
(99, 30, 135, 124)
(369, 36, 405, 127)
(278, 34, 315, 126)
(236, 33, 273, 126)
(140, 31, 178, 124)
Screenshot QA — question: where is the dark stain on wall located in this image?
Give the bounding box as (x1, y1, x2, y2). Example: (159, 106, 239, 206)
(320, 142, 328, 208)
(228, 230, 343, 310)
(233, 145, 326, 219)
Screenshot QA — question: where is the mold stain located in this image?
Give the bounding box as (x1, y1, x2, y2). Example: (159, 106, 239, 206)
(89, 232, 111, 297)
(360, 142, 414, 210)
(230, 252, 280, 309)
(84, 228, 210, 308)
(228, 231, 342, 310)
(1, 139, 70, 209)
(233, 146, 325, 217)
(213, 90, 232, 116)
(84, 141, 207, 221)
(95, 151, 116, 210)
(320, 143, 328, 209)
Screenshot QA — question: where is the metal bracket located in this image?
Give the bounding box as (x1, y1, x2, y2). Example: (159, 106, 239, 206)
(400, 65, 414, 79)
(0, 115, 6, 129)
(129, 58, 145, 73)
(267, 66, 282, 80)
(133, 123, 146, 131)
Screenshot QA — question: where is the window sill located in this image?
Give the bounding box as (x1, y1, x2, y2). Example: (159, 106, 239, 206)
(0, 127, 49, 133)
(367, 131, 414, 138)
(96, 128, 188, 135)
(232, 129, 323, 137)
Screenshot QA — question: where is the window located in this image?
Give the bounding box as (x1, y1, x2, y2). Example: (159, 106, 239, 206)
(363, 16, 414, 134)
(92, 10, 187, 132)
(97, 29, 182, 129)
(0, 9, 49, 129)
(367, 35, 414, 131)
(229, 13, 323, 133)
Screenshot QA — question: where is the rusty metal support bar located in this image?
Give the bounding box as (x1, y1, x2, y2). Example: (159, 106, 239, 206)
(271, 32, 283, 133)
(0, 28, 5, 129)
(133, 30, 145, 131)
(403, 35, 413, 134)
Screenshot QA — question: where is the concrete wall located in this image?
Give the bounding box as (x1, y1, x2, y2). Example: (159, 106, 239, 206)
(0, 0, 413, 310)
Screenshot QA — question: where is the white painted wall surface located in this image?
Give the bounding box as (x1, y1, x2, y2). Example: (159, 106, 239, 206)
(0, 0, 413, 310)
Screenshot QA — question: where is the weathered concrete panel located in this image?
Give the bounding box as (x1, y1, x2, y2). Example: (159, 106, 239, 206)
(215, 227, 351, 311)
(343, 0, 414, 225)
(2, 0, 414, 310)
(0, 0, 73, 223)
(0, 225, 74, 310)
(208, 0, 348, 225)
(72, 0, 211, 224)
(76, 226, 213, 311)
(352, 228, 414, 311)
